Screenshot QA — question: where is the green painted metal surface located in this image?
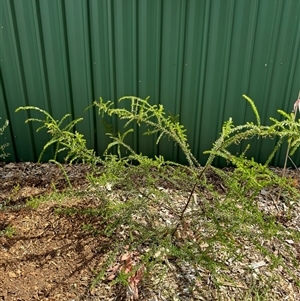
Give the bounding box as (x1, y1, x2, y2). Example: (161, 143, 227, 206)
(0, 0, 299, 166)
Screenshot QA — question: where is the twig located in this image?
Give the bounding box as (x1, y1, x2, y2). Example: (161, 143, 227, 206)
(171, 165, 209, 238)
(277, 90, 300, 202)
(288, 156, 299, 171)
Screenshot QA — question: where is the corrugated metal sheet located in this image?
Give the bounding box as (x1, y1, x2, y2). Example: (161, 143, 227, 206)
(1, 0, 299, 166)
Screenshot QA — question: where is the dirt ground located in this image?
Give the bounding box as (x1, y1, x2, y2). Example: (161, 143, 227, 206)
(0, 163, 109, 300)
(0, 162, 300, 301)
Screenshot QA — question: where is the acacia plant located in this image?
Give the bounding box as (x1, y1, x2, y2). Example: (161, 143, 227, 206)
(93, 94, 300, 229)
(15, 94, 300, 298)
(15, 107, 100, 165)
(94, 96, 199, 168)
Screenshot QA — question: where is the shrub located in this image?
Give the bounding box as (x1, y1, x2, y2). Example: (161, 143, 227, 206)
(16, 94, 300, 299)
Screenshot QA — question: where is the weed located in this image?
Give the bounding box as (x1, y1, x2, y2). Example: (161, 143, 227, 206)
(26, 197, 42, 209)
(82, 223, 100, 236)
(26, 189, 76, 210)
(0, 184, 21, 209)
(0, 225, 16, 238)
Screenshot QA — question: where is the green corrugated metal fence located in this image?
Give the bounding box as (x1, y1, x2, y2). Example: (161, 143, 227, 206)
(1, 0, 299, 166)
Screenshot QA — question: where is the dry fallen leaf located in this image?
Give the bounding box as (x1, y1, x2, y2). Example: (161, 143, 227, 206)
(128, 265, 145, 300)
(249, 261, 266, 269)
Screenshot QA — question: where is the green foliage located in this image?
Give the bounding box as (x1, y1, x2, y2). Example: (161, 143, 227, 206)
(0, 225, 16, 238)
(82, 223, 100, 236)
(0, 118, 10, 159)
(204, 94, 300, 167)
(15, 94, 300, 299)
(26, 197, 43, 209)
(93, 96, 199, 167)
(15, 107, 100, 165)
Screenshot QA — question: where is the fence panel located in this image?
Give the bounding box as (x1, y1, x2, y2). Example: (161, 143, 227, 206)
(1, 0, 299, 166)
